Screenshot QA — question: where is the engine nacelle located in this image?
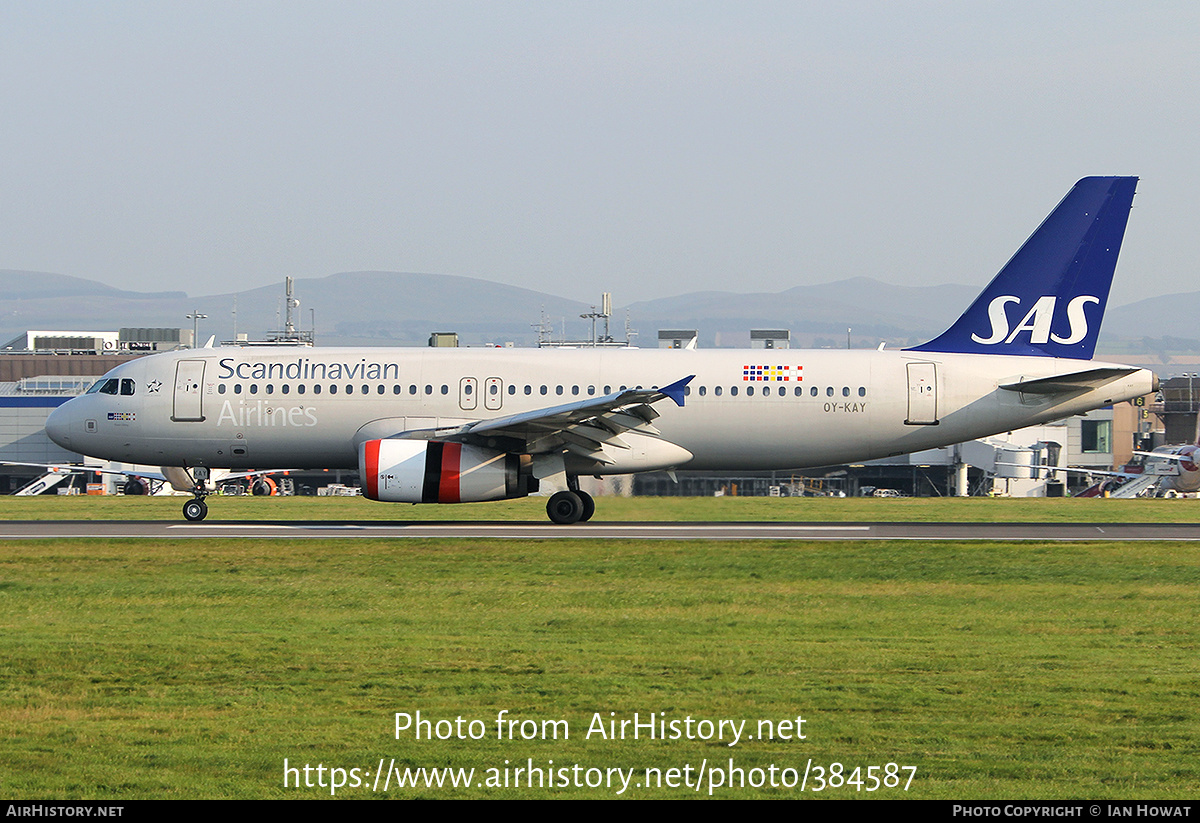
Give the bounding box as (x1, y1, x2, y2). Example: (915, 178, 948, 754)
(359, 439, 538, 503)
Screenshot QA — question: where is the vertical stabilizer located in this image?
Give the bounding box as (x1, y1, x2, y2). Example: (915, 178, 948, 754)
(907, 176, 1137, 359)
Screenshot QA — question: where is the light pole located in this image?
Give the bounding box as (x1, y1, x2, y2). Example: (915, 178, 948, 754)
(186, 311, 208, 348)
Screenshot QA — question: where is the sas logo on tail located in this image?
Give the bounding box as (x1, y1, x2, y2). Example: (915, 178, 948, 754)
(971, 295, 1100, 346)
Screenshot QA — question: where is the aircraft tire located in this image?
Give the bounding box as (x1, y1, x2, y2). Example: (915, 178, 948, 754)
(577, 490, 595, 522)
(546, 491, 584, 524)
(183, 499, 208, 522)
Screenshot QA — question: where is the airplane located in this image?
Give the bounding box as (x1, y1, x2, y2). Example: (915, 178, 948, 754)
(43, 176, 1158, 523)
(1018, 443, 1200, 499)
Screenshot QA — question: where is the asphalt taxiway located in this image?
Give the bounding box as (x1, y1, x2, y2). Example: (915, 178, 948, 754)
(3, 520, 1198, 540)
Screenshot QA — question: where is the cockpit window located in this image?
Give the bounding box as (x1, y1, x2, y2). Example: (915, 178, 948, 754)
(120, 379, 135, 396)
(91, 378, 120, 395)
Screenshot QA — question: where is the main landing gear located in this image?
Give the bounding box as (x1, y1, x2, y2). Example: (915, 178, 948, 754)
(546, 479, 595, 525)
(182, 467, 210, 522)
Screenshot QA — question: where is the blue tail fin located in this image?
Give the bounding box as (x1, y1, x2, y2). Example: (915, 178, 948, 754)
(907, 176, 1137, 359)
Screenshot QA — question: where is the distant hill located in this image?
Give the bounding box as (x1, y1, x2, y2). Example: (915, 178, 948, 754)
(624, 276, 979, 347)
(0, 268, 1196, 354)
(0, 270, 590, 348)
(0, 270, 185, 301)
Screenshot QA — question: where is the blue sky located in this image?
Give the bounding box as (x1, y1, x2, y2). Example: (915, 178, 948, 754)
(2, 1, 1197, 306)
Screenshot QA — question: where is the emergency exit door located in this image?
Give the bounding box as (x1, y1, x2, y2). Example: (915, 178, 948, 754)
(905, 362, 938, 425)
(173, 360, 206, 422)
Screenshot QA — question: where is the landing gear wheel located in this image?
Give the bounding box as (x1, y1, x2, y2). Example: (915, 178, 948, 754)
(546, 490, 584, 524)
(183, 499, 208, 522)
(576, 490, 595, 522)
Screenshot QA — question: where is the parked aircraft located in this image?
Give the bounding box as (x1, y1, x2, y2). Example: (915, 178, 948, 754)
(44, 177, 1156, 523)
(1127, 444, 1200, 496)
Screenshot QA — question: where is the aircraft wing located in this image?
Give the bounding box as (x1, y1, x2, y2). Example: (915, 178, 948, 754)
(0, 461, 292, 484)
(998, 367, 1141, 395)
(395, 375, 694, 462)
(0, 460, 167, 480)
(997, 462, 1138, 479)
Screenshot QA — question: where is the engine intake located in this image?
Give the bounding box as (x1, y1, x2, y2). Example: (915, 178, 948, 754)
(359, 439, 537, 503)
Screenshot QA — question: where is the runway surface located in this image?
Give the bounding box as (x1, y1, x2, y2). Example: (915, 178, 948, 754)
(3, 520, 1199, 540)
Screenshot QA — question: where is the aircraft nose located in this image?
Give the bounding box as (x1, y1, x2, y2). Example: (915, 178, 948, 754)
(45, 402, 73, 449)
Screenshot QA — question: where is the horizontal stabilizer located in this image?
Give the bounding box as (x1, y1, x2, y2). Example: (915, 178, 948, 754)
(999, 367, 1139, 395)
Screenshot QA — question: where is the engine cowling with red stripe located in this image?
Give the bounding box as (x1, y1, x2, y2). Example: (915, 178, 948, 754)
(359, 439, 537, 503)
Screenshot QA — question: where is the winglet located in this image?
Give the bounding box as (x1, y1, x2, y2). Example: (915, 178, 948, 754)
(657, 375, 695, 407)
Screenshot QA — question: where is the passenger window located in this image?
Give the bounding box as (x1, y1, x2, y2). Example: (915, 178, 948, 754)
(281, 384, 290, 395)
(540, 386, 547, 395)
(843, 387, 850, 397)
(746, 386, 754, 396)
(392, 385, 401, 395)
(604, 386, 611, 394)
(826, 387, 834, 397)
(731, 386, 739, 396)
(330, 385, 338, 395)
(440, 385, 448, 395)
(524, 385, 532, 395)
(250, 384, 259, 395)
(425, 385, 433, 395)
(571, 385, 579, 396)
(409, 385, 417, 395)
(556, 386, 564, 396)
(298, 384, 306, 395)
(587, 386, 595, 396)
(859, 387, 866, 397)
(313, 384, 321, 395)
(465, 383, 473, 395)
(234, 384, 243, 394)
(218, 384, 227, 395)
(265, 384, 274, 394)
(714, 386, 722, 396)
(810, 387, 818, 397)
(794, 387, 802, 397)
(699, 386, 706, 397)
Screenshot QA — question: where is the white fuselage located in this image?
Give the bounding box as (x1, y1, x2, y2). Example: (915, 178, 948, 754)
(47, 346, 1156, 473)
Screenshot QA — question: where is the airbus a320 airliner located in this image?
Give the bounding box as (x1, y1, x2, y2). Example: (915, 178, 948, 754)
(45, 177, 1156, 523)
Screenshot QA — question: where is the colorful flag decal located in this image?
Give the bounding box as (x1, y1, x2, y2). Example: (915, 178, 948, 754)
(742, 365, 802, 382)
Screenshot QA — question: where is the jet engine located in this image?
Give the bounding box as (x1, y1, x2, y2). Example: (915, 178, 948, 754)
(359, 439, 538, 503)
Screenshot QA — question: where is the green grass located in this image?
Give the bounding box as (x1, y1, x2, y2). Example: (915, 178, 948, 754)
(2, 537, 1198, 798)
(3, 493, 1200, 522)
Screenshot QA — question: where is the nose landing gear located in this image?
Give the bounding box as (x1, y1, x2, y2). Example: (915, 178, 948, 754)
(182, 466, 211, 522)
(183, 498, 208, 522)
